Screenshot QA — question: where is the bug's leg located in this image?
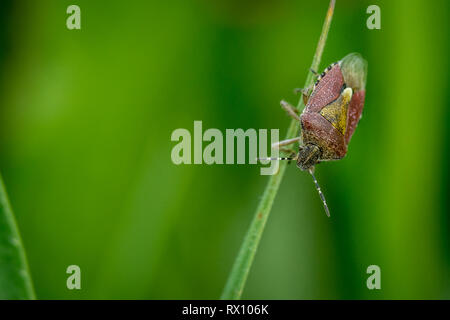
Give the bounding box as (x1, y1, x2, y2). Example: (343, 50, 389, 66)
(280, 100, 300, 121)
(310, 68, 318, 75)
(302, 89, 311, 105)
(293, 86, 312, 105)
(271, 136, 301, 150)
(258, 137, 301, 162)
(293, 87, 311, 96)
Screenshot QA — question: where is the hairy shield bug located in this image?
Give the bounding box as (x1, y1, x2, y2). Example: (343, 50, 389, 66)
(261, 53, 367, 217)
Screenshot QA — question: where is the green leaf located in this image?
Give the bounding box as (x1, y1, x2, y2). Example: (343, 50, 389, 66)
(0, 174, 35, 299)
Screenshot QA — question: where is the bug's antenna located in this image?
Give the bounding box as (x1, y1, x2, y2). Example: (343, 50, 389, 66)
(308, 168, 330, 217)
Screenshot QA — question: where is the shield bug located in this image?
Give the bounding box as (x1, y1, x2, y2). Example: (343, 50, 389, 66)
(261, 53, 367, 217)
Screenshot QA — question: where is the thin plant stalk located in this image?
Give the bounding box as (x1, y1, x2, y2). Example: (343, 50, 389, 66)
(0, 173, 36, 299)
(221, 0, 336, 300)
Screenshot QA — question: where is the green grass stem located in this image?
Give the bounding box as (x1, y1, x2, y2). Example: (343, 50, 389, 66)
(221, 0, 336, 299)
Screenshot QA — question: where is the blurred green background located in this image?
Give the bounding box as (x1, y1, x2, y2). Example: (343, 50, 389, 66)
(0, 0, 449, 299)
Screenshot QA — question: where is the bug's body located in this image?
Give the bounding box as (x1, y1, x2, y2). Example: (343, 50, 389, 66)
(298, 53, 367, 171)
(263, 53, 367, 216)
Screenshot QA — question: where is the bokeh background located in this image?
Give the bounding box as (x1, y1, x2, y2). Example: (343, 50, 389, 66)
(0, 0, 449, 299)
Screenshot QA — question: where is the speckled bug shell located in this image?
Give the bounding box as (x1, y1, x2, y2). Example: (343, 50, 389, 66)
(300, 53, 367, 161)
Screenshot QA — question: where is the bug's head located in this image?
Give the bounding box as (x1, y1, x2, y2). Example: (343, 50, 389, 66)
(297, 144, 321, 171)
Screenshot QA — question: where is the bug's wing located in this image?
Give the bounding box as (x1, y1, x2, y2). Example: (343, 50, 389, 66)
(339, 53, 368, 144)
(305, 64, 344, 113)
(339, 53, 367, 91)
